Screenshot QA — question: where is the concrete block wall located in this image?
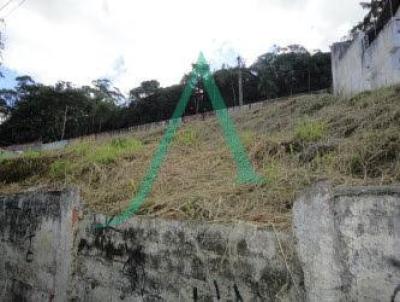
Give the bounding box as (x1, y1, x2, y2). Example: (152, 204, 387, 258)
(294, 183, 400, 302)
(72, 216, 302, 301)
(331, 9, 400, 97)
(0, 189, 80, 302)
(1, 184, 400, 301)
(0, 189, 303, 301)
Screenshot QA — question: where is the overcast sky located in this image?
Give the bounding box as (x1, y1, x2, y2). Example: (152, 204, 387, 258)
(0, 0, 365, 92)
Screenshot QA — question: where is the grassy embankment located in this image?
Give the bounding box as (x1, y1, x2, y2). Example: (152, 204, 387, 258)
(1, 86, 400, 228)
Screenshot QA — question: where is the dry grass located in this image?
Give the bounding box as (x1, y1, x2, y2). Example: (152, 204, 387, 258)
(1, 86, 400, 228)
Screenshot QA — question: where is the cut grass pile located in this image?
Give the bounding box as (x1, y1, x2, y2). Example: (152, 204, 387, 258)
(1, 86, 400, 228)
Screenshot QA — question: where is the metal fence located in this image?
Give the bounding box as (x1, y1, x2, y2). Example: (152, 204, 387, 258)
(3, 91, 327, 153)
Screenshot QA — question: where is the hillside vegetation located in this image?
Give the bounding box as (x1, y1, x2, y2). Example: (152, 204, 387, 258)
(1, 86, 400, 228)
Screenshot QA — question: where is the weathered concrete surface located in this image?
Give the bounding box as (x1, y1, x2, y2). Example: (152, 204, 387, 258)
(0, 189, 80, 302)
(72, 215, 303, 301)
(2, 184, 400, 301)
(331, 8, 400, 96)
(294, 183, 400, 302)
(0, 189, 303, 301)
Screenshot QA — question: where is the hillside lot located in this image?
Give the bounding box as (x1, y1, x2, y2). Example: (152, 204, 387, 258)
(1, 86, 400, 228)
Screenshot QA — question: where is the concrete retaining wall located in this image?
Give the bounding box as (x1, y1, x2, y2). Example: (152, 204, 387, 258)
(0, 189, 80, 301)
(294, 183, 400, 302)
(1, 184, 400, 301)
(0, 189, 303, 301)
(72, 216, 302, 301)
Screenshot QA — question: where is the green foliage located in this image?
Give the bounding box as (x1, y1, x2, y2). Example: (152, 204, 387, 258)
(240, 131, 256, 147)
(49, 160, 72, 179)
(0, 79, 122, 146)
(299, 95, 336, 114)
(175, 128, 199, 147)
(70, 137, 143, 165)
(0, 151, 6, 163)
(349, 153, 364, 176)
(0, 45, 332, 147)
(264, 159, 284, 182)
(47, 137, 144, 181)
(252, 48, 331, 99)
(346, 129, 400, 178)
(351, 0, 388, 36)
(0, 157, 51, 184)
(68, 141, 90, 156)
(3, 84, 400, 226)
(90, 139, 142, 164)
(294, 120, 327, 142)
(23, 150, 42, 159)
(0, 150, 15, 163)
(129, 80, 160, 101)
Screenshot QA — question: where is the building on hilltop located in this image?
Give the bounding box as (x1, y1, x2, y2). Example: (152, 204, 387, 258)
(331, 0, 400, 96)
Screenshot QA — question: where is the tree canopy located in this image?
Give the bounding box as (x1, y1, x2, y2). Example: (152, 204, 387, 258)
(0, 45, 332, 146)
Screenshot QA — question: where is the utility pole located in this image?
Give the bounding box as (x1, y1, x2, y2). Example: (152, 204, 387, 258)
(231, 80, 237, 107)
(61, 105, 68, 140)
(237, 56, 244, 107)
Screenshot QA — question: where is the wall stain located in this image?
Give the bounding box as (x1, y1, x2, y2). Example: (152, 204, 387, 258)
(25, 233, 35, 263)
(234, 283, 244, 302)
(193, 287, 198, 302)
(391, 285, 400, 302)
(214, 280, 220, 300)
(389, 257, 400, 302)
(122, 246, 146, 295)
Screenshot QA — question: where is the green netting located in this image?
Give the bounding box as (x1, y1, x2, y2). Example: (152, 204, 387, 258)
(99, 53, 264, 228)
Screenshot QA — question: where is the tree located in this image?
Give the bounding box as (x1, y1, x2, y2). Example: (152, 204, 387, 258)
(15, 75, 35, 89)
(0, 78, 121, 145)
(0, 89, 17, 108)
(351, 0, 386, 35)
(129, 80, 160, 102)
(0, 47, 332, 146)
(92, 78, 125, 104)
(141, 80, 160, 94)
(251, 45, 331, 99)
(252, 52, 280, 98)
(214, 68, 239, 107)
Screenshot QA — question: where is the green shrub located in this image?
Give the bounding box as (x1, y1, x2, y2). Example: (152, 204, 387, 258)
(23, 150, 42, 159)
(0, 157, 51, 184)
(0, 150, 15, 163)
(264, 160, 283, 182)
(68, 137, 143, 165)
(294, 120, 326, 142)
(49, 160, 73, 179)
(240, 131, 256, 147)
(347, 129, 400, 179)
(175, 128, 199, 147)
(88, 146, 119, 164)
(68, 142, 90, 156)
(349, 154, 364, 176)
(299, 95, 335, 114)
(89, 138, 143, 164)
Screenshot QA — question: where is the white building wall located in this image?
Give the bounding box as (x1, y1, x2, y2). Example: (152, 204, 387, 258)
(332, 9, 400, 96)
